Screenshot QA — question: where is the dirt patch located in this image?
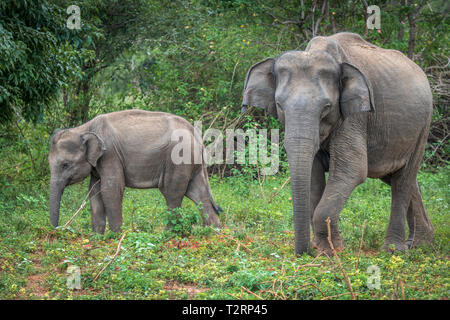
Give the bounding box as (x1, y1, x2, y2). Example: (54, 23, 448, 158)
(19, 249, 49, 299)
(24, 273, 48, 299)
(164, 281, 209, 299)
(363, 249, 379, 257)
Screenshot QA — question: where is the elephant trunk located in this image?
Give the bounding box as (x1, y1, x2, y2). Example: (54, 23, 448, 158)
(49, 179, 64, 228)
(285, 138, 316, 255)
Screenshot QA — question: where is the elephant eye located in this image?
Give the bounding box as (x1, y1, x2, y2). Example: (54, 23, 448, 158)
(61, 162, 69, 169)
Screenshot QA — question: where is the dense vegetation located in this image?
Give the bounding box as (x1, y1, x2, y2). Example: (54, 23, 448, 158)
(0, 0, 448, 300)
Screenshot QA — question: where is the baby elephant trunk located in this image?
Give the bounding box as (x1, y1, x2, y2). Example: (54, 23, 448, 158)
(49, 179, 64, 228)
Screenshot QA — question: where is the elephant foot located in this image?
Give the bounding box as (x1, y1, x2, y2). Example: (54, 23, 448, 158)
(92, 225, 106, 234)
(109, 225, 122, 233)
(203, 214, 221, 229)
(381, 240, 407, 252)
(312, 235, 344, 256)
(405, 229, 434, 249)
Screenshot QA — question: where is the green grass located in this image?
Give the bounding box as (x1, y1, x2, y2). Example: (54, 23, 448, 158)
(0, 169, 448, 300)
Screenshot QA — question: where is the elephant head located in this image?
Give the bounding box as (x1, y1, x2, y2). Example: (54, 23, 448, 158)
(241, 38, 374, 254)
(48, 129, 105, 228)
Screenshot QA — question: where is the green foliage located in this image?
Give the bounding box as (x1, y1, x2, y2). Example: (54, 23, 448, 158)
(0, 0, 90, 123)
(164, 206, 201, 238)
(0, 170, 448, 299)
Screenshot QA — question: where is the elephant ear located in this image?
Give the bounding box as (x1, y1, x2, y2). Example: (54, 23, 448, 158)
(242, 58, 277, 118)
(339, 62, 375, 118)
(81, 132, 106, 167)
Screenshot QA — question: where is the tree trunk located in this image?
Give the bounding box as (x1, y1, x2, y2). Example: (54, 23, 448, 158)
(407, 9, 416, 59)
(80, 79, 91, 123)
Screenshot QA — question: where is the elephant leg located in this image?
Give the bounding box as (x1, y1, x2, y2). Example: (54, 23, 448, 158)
(185, 167, 220, 228)
(405, 180, 434, 248)
(382, 127, 429, 251)
(89, 174, 106, 234)
(381, 169, 412, 251)
(380, 176, 434, 249)
(312, 132, 368, 255)
(98, 161, 125, 232)
(160, 165, 192, 230)
(310, 151, 327, 231)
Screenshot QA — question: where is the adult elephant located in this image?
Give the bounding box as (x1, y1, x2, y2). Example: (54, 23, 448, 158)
(241, 32, 434, 255)
(49, 109, 221, 233)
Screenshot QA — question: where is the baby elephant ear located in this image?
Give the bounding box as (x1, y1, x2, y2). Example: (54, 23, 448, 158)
(339, 62, 375, 118)
(242, 58, 277, 118)
(81, 132, 106, 167)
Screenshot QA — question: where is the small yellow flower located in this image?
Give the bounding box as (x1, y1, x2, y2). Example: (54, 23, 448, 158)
(185, 25, 190, 29)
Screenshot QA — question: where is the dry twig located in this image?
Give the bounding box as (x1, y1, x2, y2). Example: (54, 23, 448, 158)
(93, 232, 127, 282)
(242, 286, 264, 300)
(325, 217, 355, 299)
(267, 176, 291, 203)
(62, 180, 101, 229)
(208, 227, 253, 253)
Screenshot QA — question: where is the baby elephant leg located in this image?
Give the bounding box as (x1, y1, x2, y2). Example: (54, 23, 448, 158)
(89, 175, 106, 234)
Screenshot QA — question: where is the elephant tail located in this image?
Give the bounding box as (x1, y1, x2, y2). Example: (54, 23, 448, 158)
(202, 147, 223, 216)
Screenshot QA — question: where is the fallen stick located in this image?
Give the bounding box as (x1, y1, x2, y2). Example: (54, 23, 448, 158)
(256, 165, 266, 200)
(208, 227, 253, 253)
(62, 180, 100, 229)
(267, 176, 290, 203)
(325, 217, 355, 300)
(242, 286, 264, 300)
(294, 263, 322, 273)
(93, 232, 127, 282)
(321, 292, 359, 300)
(300, 283, 325, 297)
(226, 292, 240, 300)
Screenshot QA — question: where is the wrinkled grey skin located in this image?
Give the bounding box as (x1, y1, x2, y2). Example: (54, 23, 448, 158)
(49, 110, 221, 233)
(241, 33, 434, 255)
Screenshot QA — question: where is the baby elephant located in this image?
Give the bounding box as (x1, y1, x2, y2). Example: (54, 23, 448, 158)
(48, 109, 221, 233)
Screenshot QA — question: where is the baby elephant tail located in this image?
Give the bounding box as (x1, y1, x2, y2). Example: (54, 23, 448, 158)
(211, 199, 223, 216)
